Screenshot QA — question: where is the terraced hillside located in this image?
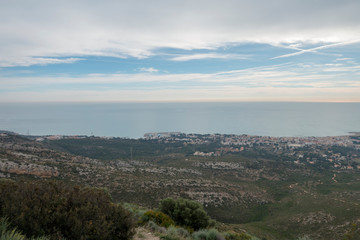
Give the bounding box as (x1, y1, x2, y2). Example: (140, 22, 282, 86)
(0, 132, 359, 240)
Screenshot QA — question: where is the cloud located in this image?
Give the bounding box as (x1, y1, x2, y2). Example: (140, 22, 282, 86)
(1, 61, 359, 92)
(1, 60, 360, 103)
(271, 40, 360, 59)
(170, 53, 249, 61)
(0, 57, 83, 67)
(139, 67, 159, 73)
(1, 0, 360, 66)
(322, 65, 360, 72)
(336, 58, 353, 61)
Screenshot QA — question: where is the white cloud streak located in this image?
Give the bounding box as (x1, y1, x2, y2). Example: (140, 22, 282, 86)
(0, 63, 360, 91)
(139, 67, 159, 73)
(0, 57, 83, 67)
(170, 53, 249, 61)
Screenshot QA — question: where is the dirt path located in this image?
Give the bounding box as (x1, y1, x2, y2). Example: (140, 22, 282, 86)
(332, 173, 337, 183)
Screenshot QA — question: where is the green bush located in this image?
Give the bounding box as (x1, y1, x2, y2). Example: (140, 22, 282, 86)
(343, 223, 360, 240)
(192, 229, 224, 240)
(160, 226, 180, 240)
(123, 203, 147, 223)
(160, 235, 178, 240)
(0, 180, 135, 240)
(147, 221, 160, 232)
(224, 231, 251, 240)
(157, 225, 191, 240)
(0, 218, 25, 240)
(0, 218, 51, 240)
(175, 227, 190, 238)
(141, 210, 175, 227)
(146, 221, 166, 234)
(159, 198, 211, 231)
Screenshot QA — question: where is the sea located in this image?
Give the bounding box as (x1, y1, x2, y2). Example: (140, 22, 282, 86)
(0, 102, 359, 138)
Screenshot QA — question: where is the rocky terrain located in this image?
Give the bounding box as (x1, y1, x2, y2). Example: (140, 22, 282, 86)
(0, 132, 359, 240)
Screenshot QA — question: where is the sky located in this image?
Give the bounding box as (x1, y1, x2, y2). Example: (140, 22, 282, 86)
(0, 0, 360, 102)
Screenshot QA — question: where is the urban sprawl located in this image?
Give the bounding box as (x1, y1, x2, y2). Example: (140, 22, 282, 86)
(15, 131, 360, 171)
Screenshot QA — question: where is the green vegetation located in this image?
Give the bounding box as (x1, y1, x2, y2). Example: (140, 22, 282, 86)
(0, 218, 27, 240)
(343, 224, 360, 240)
(0, 180, 135, 240)
(1, 133, 359, 240)
(0, 218, 50, 240)
(160, 198, 212, 231)
(141, 210, 175, 227)
(45, 138, 201, 160)
(192, 229, 223, 240)
(143, 220, 254, 240)
(223, 231, 252, 240)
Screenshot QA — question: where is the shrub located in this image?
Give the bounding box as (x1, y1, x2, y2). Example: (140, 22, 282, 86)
(0, 218, 26, 240)
(0, 180, 135, 240)
(0, 218, 51, 240)
(192, 229, 224, 240)
(146, 221, 166, 234)
(123, 203, 147, 223)
(141, 210, 175, 227)
(193, 230, 208, 240)
(159, 198, 211, 231)
(30, 237, 51, 240)
(160, 226, 180, 240)
(164, 226, 178, 236)
(160, 235, 178, 240)
(224, 231, 251, 240)
(343, 223, 360, 240)
(147, 221, 160, 232)
(158, 226, 191, 240)
(175, 227, 190, 238)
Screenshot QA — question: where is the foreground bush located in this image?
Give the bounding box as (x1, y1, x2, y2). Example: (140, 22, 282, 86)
(0, 218, 50, 240)
(160, 198, 211, 231)
(224, 231, 251, 240)
(145, 221, 189, 240)
(192, 229, 224, 240)
(0, 218, 26, 240)
(0, 180, 135, 240)
(145, 220, 255, 240)
(141, 210, 175, 227)
(146, 221, 167, 234)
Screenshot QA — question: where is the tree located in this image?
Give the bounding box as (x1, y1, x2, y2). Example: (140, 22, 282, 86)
(0, 180, 135, 240)
(159, 198, 210, 231)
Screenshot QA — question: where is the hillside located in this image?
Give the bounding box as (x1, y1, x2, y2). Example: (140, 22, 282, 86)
(0, 132, 359, 240)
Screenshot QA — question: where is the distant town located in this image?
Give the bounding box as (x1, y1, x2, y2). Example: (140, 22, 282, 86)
(143, 132, 360, 170)
(2, 130, 358, 171)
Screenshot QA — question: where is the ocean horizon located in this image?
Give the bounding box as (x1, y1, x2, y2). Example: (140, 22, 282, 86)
(0, 102, 359, 138)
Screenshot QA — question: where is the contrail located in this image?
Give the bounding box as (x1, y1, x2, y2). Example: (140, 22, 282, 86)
(271, 40, 360, 59)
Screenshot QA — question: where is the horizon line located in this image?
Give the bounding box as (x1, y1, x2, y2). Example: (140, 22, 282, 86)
(1, 99, 360, 104)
